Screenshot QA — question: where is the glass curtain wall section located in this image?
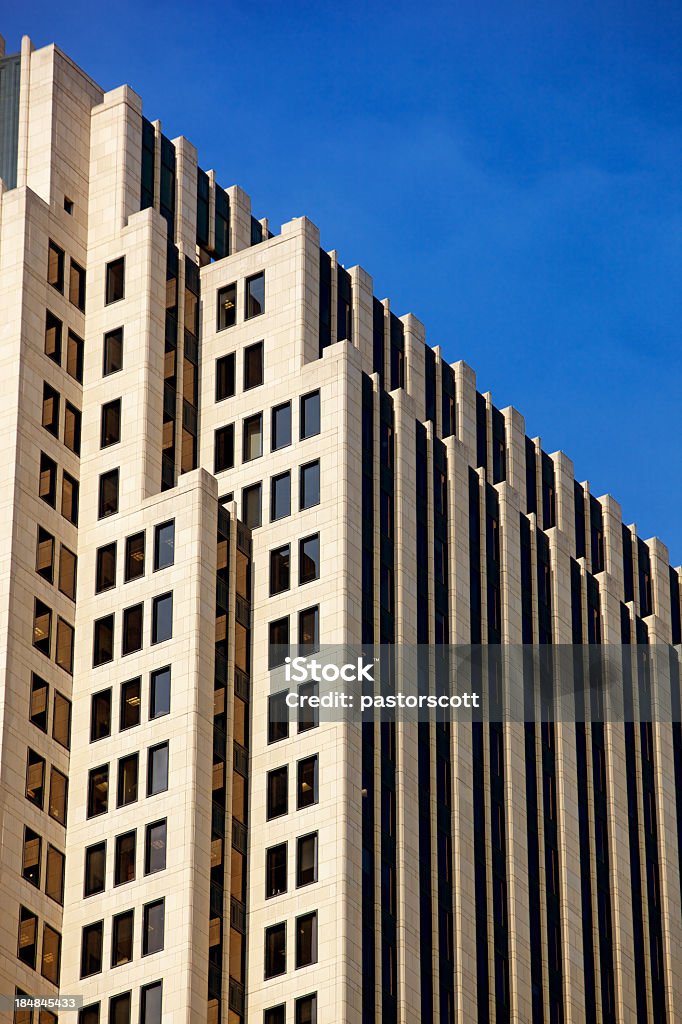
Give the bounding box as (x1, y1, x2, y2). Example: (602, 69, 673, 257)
(182, 257, 200, 474)
(162, 243, 179, 490)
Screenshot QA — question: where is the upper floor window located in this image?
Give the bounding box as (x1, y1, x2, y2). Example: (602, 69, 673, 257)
(295, 994, 317, 1024)
(103, 328, 123, 375)
(300, 460, 320, 510)
(300, 390, 320, 439)
(265, 1007, 285, 1024)
(80, 920, 103, 978)
(18, 906, 38, 969)
(217, 283, 236, 330)
(299, 606, 319, 654)
(242, 482, 262, 530)
(268, 617, 290, 671)
(105, 258, 125, 305)
(245, 272, 265, 319)
(110, 993, 131, 1024)
(214, 424, 234, 473)
(122, 603, 143, 656)
(33, 599, 52, 657)
(69, 260, 86, 312)
(101, 399, 122, 448)
(151, 593, 173, 644)
(243, 413, 263, 462)
(25, 748, 46, 808)
(84, 842, 106, 899)
(96, 543, 117, 593)
(270, 472, 291, 522)
(90, 689, 111, 741)
(125, 532, 145, 582)
(154, 521, 175, 571)
(111, 910, 134, 967)
(264, 922, 286, 979)
(67, 330, 84, 383)
(64, 402, 82, 456)
(140, 981, 162, 1024)
(297, 754, 318, 808)
(145, 819, 167, 874)
(39, 453, 57, 507)
(270, 545, 290, 595)
(299, 534, 320, 585)
(36, 527, 55, 583)
(121, 677, 142, 730)
(93, 614, 114, 667)
(87, 765, 109, 817)
(150, 667, 171, 719)
(48, 241, 65, 292)
(296, 832, 318, 887)
(267, 766, 288, 819)
(266, 842, 287, 898)
(244, 341, 264, 390)
(53, 690, 72, 748)
(42, 382, 60, 437)
(272, 402, 291, 450)
(216, 352, 235, 401)
(98, 469, 119, 519)
(147, 741, 169, 795)
(45, 312, 62, 365)
(29, 673, 49, 732)
(295, 912, 318, 969)
(22, 827, 41, 888)
(61, 471, 79, 526)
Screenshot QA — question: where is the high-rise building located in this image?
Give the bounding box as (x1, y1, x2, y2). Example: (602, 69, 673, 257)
(0, 31, 680, 1024)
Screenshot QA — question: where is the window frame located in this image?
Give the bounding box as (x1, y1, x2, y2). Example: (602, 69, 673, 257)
(300, 389, 321, 440)
(299, 459, 321, 510)
(243, 340, 264, 390)
(105, 257, 125, 305)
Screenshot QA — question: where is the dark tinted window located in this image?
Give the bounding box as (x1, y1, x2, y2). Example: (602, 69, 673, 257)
(61, 471, 79, 525)
(45, 311, 62, 364)
(270, 545, 290, 595)
(268, 690, 289, 744)
(297, 832, 318, 887)
(295, 912, 318, 968)
(214, 424, 234, 472)
(33, 600, 52, 657)
(300, 460, 320, 509)
(270, 472, 291, 521)
(122, 604, 143, 656)
(93, 614, 114, 666)
(147, 742, 169, 795)
(29, 673, 49, 732)
(39, 452, 57, 507)
(103, 328, 123, 375)
(299, 534, 320, 585)
(90, 690, 111, 741)
(117, 754, 138, 807)
(67, 330, 84, 383)
(245, 272, 265, 319)
(64, 402, 81, 455)
(268, 617, 289, 670)
(96, 543, 116, 592)
(244, 341, 264, 389)
(114, 831, 136, 886)
(124, 532, 145, 582)
(142, 899, 165, 955)
(300, 390, 320, 439)
(242, 483, 262, 529)
(111, 910, 134, 967)
(36, 526, 54, 583)
(264, 922, 286, 978)
(101, 400, 121, 447)
(217, 283, 236, 330)
(98, 469, 119, 518)
(80, 921, 103, 977)
(151, 593, 173, 644)
(266, 842, 287, 898)
(120, 677, 141, 730)
(144, 820, 167, 874)
(42, 382, 60, 437)
(69, 260, 86, 311)
(299, 606, 319, 654)
(267, 766, 288, 819)
(154, 521, 175, 570)
(48, 241, 64, 292)
(271, 402, 291, 450)
(150, 667, 171, 718)
(22, 827, 41, 887)
(297, 755, 318, 808)
(105, 258, 125, 304)
(243, 413, 263, 461)
(84, 842, 106, 897)
(140, 982, 162, 1024)
(216, 352, 235, 401)
(87, 765, 109, 817)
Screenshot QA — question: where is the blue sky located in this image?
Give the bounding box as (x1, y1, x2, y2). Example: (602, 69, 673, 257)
(4, 1, 681, 562)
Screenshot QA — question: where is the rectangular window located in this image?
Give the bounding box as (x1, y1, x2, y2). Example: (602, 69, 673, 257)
(147, 742, 169, 795)
(244, 340, 264, 389)
(299, 534, 320, 585)
(64, 402, 81, 455)
(45, 844, 65, 905)
(99, 469, 119, 518)
(122, 604, 143, 656)
(142, 899, 165, 955)
(120, 677, 142, 730)
(217, 283, 236, 330)
(69, 260, 86, 311)
(271, 402, 291, 451)
(267, 766, 288, 819)
(81, 921, 104, 978)
(270, 545, 290, 595)
(300, 390, 320, 439)
(91, 689, 111, 741)
(297, 832, 318, 887)
(101, 399, 121, 447)
(117, 754, 138, 807)
(150, 667, 171, 719)
(106, 258, 125, 304)
(268, 690, 290, 744)
(153, 521, 175, 571)
(242, 482, 262, 529)
(245, 272, 265, 319)
(295, 995, 317, 1024)
(216, 352, 235, 401)
(140, 982, 162, 1024)
(30, 673, 49, 732)
(124, 532, 145, 582)
(103, 328, 123, 375)
(243, 413, 263, 461)
(93, 614, 114, 666)
(270, 472, 291, 522)
(58, 546, 77, 601)
(42, 382, 60, 437)
(61, 471, 79, 525)
(55, 617, 74, 674)
(111, 910, 134, 967)
(266, 842, 288, 898)
(79, 1004, 100, 1024)
(87, 765, 109, 817)
(67, 330, 84, 383)
(298, 680, 319, 733)
(144, 820, 167, 874)
(48, 766, 68, 825)
(45, 312, 62, 365)
(114, 831, 136, 886)
(109, 993, 131, 1024)
(33, 599, 52, 657)
(36, 526, 55, 583)
(299, 606, 319, 654)
(84, 842, 106, 897)
(295, 912, 318, 968)
(39, 452, 57, 507)
(22, 827, 41, 888)
(214, 424, 234, 472)
(41, 923, 61, 985)
(52, 691, 71, 748)
(96, 543, 117, 592)
(300, 460, 320, 509)
(264, 922, 286, 978)
(18, 906, 38, 969)
(297, 755, 318, 809)
(48, 241, 65, 292)
(268, 617, 290, 670)
(151, 593, 173, 644)
(265, 1008, 285, 1024)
